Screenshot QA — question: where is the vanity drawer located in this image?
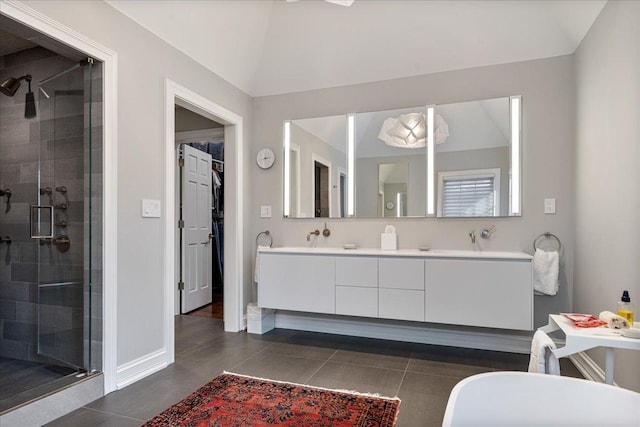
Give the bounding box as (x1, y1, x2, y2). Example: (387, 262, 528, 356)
(379, 288, 424, 321)
(336, 286, 378, 318)
(379, 258, 424, 290)
(336, 256, 378, 287)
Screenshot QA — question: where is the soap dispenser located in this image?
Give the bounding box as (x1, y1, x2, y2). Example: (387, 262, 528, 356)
(617, 290, 634, 324)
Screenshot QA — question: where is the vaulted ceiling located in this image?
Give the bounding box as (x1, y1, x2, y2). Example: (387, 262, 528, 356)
(106, 0, 606, 97)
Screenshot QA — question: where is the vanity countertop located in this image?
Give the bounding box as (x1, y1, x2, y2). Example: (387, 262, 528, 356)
(258, 247, 533, 260)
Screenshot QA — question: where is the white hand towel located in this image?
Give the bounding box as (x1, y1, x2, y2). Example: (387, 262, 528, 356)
(528, 330, 560, 375)
(254, 245, 270, 284)
(533, 248, 559, 296)
(599, 310, 630, 329)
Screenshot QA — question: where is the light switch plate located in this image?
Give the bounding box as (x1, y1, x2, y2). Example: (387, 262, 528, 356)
(142, 199, 161, 218)
(260, 205, 272, 218)
(544, 198, 556, 214)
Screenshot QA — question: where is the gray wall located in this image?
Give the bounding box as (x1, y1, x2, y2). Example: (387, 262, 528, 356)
(175, 106, 222, 132)
(575, 0, 640, 392)
(20, 0, 255, 368)
(253, 55, 576, 330)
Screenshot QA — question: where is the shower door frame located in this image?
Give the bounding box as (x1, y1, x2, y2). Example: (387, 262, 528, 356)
(0, 0, 119, 394)
(36, 61, 92, 370)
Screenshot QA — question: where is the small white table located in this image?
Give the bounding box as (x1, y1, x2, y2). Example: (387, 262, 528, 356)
(540, 314, 640, 384)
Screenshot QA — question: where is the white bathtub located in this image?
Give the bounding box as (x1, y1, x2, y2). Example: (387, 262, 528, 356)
(442, 372, 640, 426)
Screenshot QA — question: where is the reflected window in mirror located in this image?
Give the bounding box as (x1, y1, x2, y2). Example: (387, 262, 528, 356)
(438, 168, 501, 217)
(284, 115, 347, 218)
(355, 106, 428, 218)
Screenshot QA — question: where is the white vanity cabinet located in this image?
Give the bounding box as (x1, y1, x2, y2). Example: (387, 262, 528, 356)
(425, 259, 533, 330)
(378, 258, 425, 321)
(258, 253, 335, 314)
(258, 248, 533, 331)
(335, 256, 378, 318)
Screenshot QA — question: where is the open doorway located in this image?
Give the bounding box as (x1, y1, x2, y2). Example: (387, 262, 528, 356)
(165, 79, 245, 367)
(175, 106, 224, 319)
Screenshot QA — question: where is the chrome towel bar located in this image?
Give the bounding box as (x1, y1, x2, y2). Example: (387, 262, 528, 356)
(256, 230, 273, 247)
(533, 232, 561, 252)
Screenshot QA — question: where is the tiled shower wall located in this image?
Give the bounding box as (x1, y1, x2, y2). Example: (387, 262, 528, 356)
(0, 46, 103, 372)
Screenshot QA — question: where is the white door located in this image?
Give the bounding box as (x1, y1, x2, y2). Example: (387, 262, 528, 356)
(181, 144, 213, 313)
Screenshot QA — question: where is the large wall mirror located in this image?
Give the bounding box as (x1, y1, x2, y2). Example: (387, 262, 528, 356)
(283, 96, 521, 219)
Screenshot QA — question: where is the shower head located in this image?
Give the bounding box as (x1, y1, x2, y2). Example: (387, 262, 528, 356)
(0, 74, 36, 118)
(0, 74, 32, 97)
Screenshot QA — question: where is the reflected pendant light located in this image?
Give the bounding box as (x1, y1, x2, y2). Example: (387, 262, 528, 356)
(378, 113, 449, 148)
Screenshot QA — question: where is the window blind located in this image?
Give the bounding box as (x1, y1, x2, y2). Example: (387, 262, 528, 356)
(441, 176, 495, 217)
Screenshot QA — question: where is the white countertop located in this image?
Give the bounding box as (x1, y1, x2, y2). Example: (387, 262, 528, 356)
(258, 246, 533, 260)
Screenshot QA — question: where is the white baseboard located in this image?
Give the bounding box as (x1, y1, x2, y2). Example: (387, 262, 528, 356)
(116, 348, 167, 389)
(275, 312, 533, 354)
(569, 352, 613, 385)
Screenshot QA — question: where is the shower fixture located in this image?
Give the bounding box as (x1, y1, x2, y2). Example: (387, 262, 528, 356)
(0, 74, 36, 118)
(0, 74, 29, 96)
(0, 188, 11, 200)
(52, 235, 70, 253)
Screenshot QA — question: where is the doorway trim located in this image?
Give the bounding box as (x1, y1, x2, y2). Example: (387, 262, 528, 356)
(164, 79, 244, 364)
(0, 0, 119, 393)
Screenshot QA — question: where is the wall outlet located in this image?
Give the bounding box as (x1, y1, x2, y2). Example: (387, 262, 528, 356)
(260, 205, 272, 218)
(544, 198, 556, 214)
(142, 199, 161, 218)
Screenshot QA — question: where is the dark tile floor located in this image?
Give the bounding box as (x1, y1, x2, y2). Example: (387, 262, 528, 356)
(46, 316, 583, 426)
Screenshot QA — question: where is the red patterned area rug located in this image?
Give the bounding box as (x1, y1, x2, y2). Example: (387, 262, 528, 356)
(142, 372, 400, 426)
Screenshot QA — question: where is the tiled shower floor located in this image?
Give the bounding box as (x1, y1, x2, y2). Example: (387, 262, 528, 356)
(0, 357, 78, 413)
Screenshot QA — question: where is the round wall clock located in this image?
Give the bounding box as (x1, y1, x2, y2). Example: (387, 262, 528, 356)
(256, 148, 275, 169)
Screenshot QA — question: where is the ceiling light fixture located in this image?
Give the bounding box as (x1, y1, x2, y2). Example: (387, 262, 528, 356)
(378, 112, 448, 148)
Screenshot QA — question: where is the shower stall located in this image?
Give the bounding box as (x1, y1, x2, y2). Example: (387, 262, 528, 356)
(0, 35, 103, 412)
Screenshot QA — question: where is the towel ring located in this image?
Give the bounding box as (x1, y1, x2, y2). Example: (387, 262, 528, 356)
(256, 230, 273, 248)
(533, 232, 561, 252)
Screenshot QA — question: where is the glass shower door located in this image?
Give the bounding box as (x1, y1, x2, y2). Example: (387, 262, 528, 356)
(34, 60, 94, 371)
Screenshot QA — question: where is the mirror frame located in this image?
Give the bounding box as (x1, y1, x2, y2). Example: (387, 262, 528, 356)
(283, 96, 521, 219)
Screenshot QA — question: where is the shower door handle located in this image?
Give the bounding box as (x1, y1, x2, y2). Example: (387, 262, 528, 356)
(30, 205, 54, 239)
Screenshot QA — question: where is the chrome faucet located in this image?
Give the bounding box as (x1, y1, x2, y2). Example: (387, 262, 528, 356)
(469, 231, 476, 244)
(307, 230, 320, 241)
(480, 225, 496, 239)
